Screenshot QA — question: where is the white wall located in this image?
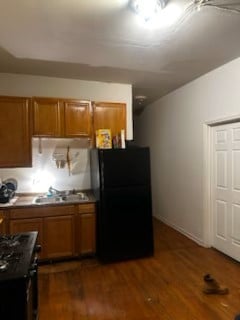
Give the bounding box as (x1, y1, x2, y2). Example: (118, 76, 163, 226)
(0, 73, 132, 193)
(134, 57, 240, 245)
(0, 138, 92, 193)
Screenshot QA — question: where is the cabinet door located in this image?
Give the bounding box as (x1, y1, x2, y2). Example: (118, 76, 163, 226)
(77, 203, 96, 255)
(0, 210, 8, 234)
(93, 102, 126, 138)
(0, 96, 31, 167)
(80, 213, 96, 255)
(64, 100, 91, 137)
(44, 215, 75, 259)
(9, 218, 44, 258)
(33, 97, 63, 136)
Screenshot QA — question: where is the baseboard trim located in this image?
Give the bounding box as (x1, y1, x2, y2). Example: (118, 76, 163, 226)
(155, 215, 207, 248)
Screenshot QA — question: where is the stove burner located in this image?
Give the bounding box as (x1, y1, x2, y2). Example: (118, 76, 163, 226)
(0, 232, 35, 276)
(8, 240, 20, 247)
(0, 234, 29, 250)
(0, 252, 14, 260)
(0, 260, 8, 272)
(0, 235, 19, 246)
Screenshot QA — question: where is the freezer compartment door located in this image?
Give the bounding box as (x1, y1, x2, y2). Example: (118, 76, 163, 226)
(99, 148, 151, 188)
(97, 186, 154, 263)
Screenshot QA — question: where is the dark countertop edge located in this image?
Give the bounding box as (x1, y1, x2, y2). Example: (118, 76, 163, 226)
(0, 190, 96, 209)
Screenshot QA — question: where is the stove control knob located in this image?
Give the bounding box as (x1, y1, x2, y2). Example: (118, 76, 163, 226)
(29, 269, 37, 277)
(34, 244, 41, 253)
(30, 262, 38, 270)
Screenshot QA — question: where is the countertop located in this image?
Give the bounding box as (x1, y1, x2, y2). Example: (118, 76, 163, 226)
(0, 190, 96, 209)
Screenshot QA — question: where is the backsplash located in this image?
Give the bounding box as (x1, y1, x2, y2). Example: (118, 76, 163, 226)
(0, 138, 91, 193)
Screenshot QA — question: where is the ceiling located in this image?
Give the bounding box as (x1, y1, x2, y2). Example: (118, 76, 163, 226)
(0, 0, 240, 112)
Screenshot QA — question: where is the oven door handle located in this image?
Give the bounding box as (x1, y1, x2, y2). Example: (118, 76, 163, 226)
(30, 256, 38, 269)
(29, 257, 38, 277)
(29, 269, 37, 278)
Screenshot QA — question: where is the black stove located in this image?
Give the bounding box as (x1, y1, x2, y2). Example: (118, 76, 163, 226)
(0, 231, 39, 320)
(0, 233, 35, 276)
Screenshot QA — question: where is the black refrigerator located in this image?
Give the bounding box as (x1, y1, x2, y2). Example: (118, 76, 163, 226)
(90, 147, 154, 263)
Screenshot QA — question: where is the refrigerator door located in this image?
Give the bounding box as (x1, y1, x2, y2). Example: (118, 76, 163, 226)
(97, 185, 154, 263)
(98, 148, 151, 188)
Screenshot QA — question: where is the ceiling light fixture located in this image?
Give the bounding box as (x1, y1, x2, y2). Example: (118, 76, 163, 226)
(131, 0, 168, 22)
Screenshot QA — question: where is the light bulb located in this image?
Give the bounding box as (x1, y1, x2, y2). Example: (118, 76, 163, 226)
(131, 0, 167, 22)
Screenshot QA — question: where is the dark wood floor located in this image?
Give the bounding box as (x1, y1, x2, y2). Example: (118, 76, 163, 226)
(39, 219, 240, 320)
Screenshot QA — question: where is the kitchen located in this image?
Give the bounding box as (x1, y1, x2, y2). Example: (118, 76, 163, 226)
(0, 77, 133, 188)
(0, 79, 154, 319)
(1, 0, 240, 319)
(1, 68, 240, 319)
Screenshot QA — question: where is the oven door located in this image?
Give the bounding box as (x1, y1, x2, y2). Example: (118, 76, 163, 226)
(28, 256, 39, 320)
(27, 277, 34, 320)
(0, 278, 31, 320)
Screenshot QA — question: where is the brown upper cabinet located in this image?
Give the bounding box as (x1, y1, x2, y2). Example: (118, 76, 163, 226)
(0, 96, 32, 167)
(33, 99, 127, 142)
(64, 100, 91, 137)
(33, 97, 91, 137)
(33, 98, 62, 136)
(92, 101, 126, 139)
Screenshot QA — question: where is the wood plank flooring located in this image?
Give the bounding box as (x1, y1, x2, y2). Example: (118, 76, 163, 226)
(38, 219, 240, 320)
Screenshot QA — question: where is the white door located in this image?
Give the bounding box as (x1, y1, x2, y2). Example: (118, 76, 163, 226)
(212, 122, 240, 261)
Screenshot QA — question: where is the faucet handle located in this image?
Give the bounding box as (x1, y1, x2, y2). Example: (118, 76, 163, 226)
(48, 186, 60, 195)
(47, 186, 54, 196)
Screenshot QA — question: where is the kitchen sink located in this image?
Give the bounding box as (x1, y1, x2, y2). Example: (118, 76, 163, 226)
(34, 196, 63, 204)
(61, 193, 89, 202)
(33, 192, 89, 205)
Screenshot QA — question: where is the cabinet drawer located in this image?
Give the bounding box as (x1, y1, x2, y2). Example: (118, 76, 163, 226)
(78, 203, 95, 214)
(10, 205, 75, 219)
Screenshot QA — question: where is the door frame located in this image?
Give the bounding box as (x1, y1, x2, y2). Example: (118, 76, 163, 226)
(203, 114, 240, 247)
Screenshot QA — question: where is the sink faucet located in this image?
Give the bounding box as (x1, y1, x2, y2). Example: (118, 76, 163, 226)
(48, 186, 61, 196)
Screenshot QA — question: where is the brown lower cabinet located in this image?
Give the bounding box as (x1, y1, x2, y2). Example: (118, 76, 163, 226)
(6, 202, 96, 261)
(76, 204, 96, 255)
(44, 215, 75, 259)
(0, 210, 8, 234)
